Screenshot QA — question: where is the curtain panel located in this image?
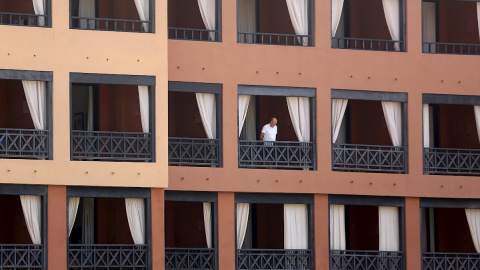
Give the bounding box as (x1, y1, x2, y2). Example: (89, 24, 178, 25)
(474, 106, 480, 144)
(465, 209, 480, 252)
(332, 0, 345, 37)
(477, 3, 480, 41)
(382, 0, 401, 51)
(423, 2, 436, 52)
(22, 81, 46, 130)
(284, 204, 308, 249)
(236, 203, 250, 249)
(332, 99, 348, 143)
(378, 206, 400, 251)
(238, 0, 257, 43)
(330, 204, 346, 250)
(32, 0, 45, 26)
(68, 197, 80, 237)
(381, 101, 402, 147)
(20, 195, 42, 244)
(138, 86, 150, 133)
(286, 97, 310, 142)
(125, 198, 145, 245)
(286, 0, 309, 46)
(87, 87, 94, 131)
(423, 104, 430, 148)
(134, 0, 150, 32)
(79, 0, 95, 29)
(198, 0, 216, 40)
(196, 93, 217, 139)
(238, 95, 251, 136)
(82, 198, 95, 244)
(203, 202, 213, 248)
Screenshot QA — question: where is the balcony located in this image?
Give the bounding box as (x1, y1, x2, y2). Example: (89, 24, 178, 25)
(238, 140, 314, 169)
(68, 244, 147, 269)
(168, 0, 220, 41)
(165, 248, 215, 270)
(237, 0, 313, 46)
(424, 148, 480, 175)
(332, 144, 405, 173)
(422, 252, 480, 270)
(238, 249, 312, 270)
(0, 0, 49, 27)
(330, 250, 403, 270)
(168, 137, 220, 166)
(422, 0, 480, 55)
(0, 128, 49, 159)
(332, 0, 405, 51)
(70, 0, 152, 33)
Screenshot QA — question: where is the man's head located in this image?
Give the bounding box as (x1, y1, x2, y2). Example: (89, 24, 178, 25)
(269, 117, 277, 127)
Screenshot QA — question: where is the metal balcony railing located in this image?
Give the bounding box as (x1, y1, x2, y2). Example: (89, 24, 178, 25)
(0, 128, 49, 159)
(0, 244, 43, 269)
(165, 248, 215, 270)
(238, 140, 314, 169)
(237, 249, 312, 270)
(332, 37, 404, 52)
(168, 27, 219, 41)
(423, 42, 480, 55)
(168, 137, 220, 167)
(71, 16, 151, 32)
(68, 244, 147, 269)
(71, 130, 152, 161)
(238, 32, 312, 46)
(332, 143, 406, 173)
(330, 250, 403, 270)
(422, 252, 480, 270)
(424, 147, 480, 175)
(0, 12, 48, 27)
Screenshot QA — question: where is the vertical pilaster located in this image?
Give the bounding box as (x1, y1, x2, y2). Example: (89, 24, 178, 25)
(151, 188, 165, 270)
(315, 194, 330, 270)
(405, 197, 421, 270)
(48, 185, 67, 270)
(218, 192, 235, 270)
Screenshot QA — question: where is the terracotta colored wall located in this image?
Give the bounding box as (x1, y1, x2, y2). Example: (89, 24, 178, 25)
(218, 193, 235, 270)
(405, 198, 421, 270)
(151, 188, 165, 270)
(0, 80, 34, 129)
(168, 91, 207, 138)
(96, 197, 134, 244)
(2, 0, 34, 13)
(168, 0, 205, 29)
(48, 186, 67, 270)
(439, 0, 479, 44)
(164, 201, 208, 247)
(349, 100, 392, 145)
(347, 205, 379, 250)
(438, 104, 480, 149)
(258, 0, 295, 35)
(257, 96, 297, 141)
(436, 208, 476, 253)
(0, 195, 31, 244)
(255, 203, 284, 249)
(349, 0, 391, 40)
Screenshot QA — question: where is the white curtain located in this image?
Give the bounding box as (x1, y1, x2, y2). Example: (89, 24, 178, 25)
(198, 0, 216, 40)
(125, 198, 145, 245)
(32, 0, 45, 26)
(245, 97, 257, 140)
(381, 102, 402, 147)
(330, 204, 346, 250)
(82, 198, 95, 244)
(423, 104, 430, 148)
(286, 0, 309, 46)
(474, 106, 480, 144)
(203, 202, 213, 248)
(22, 81, 46, 130)
(68, 197, 80, 237)
(332, 99, 348, 143)
(237, 203, 250, 249)
(79, 0, 95, 29)
(134, 0, 150, 32)
(284, 204, 308, 249)
(20, 195, 42, 244)
(465, 209, 480, 252)
(238, 0, 256, 43)
(196, 93, 217, 139)
(423, 2, 436, 52)
(138, 86, 149, 133)
(332, 0, 345, 37)
(379, 206, 399, 251)
(382, 0, 401, 51)
(286, 97, 310, 142)
(87, 87, 94, 131)
(477, 3, 480, 42)
(238, 95, 251, 136)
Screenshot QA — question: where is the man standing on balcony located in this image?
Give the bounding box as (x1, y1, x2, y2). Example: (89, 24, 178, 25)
(260, 117, 277, 144)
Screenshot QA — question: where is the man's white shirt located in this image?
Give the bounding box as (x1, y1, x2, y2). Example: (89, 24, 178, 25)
(261, 124, 277, 141)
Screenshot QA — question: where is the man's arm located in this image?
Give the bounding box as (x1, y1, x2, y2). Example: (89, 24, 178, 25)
(260, 132, 265, 141)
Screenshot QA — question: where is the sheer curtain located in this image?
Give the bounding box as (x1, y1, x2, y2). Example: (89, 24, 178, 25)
(379, 206, 399, 251)
(330, 204, 346, 250)
(423, 104, 430, 148)
(237, 203, 250, 249)
(20, 195, 42, 244)
(239, 95, 251, 136)
(245, 97, 257, 140)
(32, 0, 45, 26)
(423, 2, 436, 52)
(238, 0, 256, 43)
(82, 198, 95, 244)
(474, 106, 480, 143)
(465, 209, 480, 252)
(286, 0, 309, 46)
(138, 86, 149, 133)
(477, 3, 480, 40)
(382, 0, 401, 51)
(332, 99, 348, 143)
(22, 81, 46, 130)
(381, 102, 402, 147)
(87, 87, 94, 131)
(332, 0, 345, 37)
(68, 197, 80, 237)
(203, 202, 213, 248)
(134, 0, 150, 32)
(79, 0, 95, 29)
(196, 93, 217, 139)
(286, 97, 310, 142)
(198, 0, 216, 40)
(284, 204, 308, 249)
(125, 198, 145, 245)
